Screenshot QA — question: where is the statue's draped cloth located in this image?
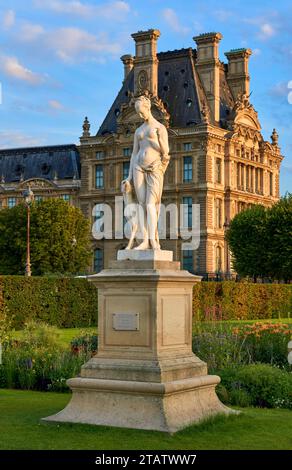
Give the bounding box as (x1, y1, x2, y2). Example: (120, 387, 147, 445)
(135, 159, 164, 205)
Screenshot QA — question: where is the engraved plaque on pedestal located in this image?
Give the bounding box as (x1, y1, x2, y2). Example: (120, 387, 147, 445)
(112, 313, 140, 331)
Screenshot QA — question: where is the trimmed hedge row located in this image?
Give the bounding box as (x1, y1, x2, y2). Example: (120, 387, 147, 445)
(193, 281, 292, 321)
(0, 276, 98, 329)
(1, 277, 291, 328)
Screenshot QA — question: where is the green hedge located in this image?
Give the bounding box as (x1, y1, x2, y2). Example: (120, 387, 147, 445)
(193, 282, 292, 321)
(1, 277, 291, 328)
(0, 276, 98, 329)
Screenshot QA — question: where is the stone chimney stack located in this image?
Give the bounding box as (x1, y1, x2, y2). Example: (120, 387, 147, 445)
(131, 29, 160, 96)
(193, 32, 223, 123)
(120, 54, 134, 82)
(224, 48, 252, 99)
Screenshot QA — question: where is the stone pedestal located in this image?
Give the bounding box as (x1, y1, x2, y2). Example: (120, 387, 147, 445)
(43, 250, 233, 432)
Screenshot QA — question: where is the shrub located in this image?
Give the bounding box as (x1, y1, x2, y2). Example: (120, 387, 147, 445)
(219, 364, 292, 409)
(0, 347, 87, 392)
(193, 282, 292, 321)
(232, 322, 292, 367)
(0, 321, 91, 392)
(71, 332, 98, 355)
(21, 321, 60, 351)
(193, 321, 292, 371)
(192, 327, 247, 371)
(0, 276, 98, 328)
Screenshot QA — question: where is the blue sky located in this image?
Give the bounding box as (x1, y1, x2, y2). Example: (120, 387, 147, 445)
(0, 0, 291, 194)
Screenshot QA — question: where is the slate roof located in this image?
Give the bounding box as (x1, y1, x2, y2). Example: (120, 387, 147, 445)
(0, 144, 80, 183)
(97, 48, 235, 136)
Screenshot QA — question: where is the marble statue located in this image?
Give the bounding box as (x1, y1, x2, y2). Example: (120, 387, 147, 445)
(122, 95, 170, 250)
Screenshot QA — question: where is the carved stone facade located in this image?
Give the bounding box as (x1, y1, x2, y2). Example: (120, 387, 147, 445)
(0, 31, 283, 276)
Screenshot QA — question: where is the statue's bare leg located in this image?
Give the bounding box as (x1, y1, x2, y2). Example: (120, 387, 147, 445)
(133, 171, 149, 250)
(147, 194, 160, 250)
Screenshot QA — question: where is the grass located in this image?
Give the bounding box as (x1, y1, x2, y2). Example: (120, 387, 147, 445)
(13, 327, 97, 348)
(0, 389, 292, 450)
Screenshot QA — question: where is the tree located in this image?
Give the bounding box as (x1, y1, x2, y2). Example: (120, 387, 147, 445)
(226, 195, 292, 281)
(226, 204, 268, 280)
(266, 193, 292, 282)
(0, 199, 92, 275)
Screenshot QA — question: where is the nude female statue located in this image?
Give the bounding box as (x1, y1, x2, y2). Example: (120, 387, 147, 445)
(122, 95, 170, 250)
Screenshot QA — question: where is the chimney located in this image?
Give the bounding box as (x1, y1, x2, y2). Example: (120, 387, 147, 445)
(131, 29, 160, 96)
(224, 48, 252, 100)
(120, 54, 134, 82)
(193, 32, 223, 123)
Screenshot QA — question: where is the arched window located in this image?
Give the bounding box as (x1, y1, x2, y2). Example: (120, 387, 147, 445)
(94, 248, 103, 273)
(215, 245, 222, 273)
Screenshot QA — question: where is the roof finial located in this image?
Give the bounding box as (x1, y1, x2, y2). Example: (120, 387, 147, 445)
(271, 128, 279, 146)
(82, 116, 91, 137)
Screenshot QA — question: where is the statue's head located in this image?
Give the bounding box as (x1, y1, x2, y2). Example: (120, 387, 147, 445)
(135, 95, 151, 120)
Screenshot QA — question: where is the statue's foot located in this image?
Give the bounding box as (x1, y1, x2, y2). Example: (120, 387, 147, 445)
(150, 240, 161, 250)
(134, 240, 149, 250)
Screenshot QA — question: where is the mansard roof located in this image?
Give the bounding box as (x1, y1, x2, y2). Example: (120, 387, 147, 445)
(97, 48, 235, 136)
(0, 144, 80, 183)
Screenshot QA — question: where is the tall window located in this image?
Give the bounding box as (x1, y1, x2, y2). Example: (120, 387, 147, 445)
(215, 245, 222, 272)
(96, 151, 105, 160)
(269, 172, 273, 196)
(237, 163, 240, 189)
(8, 197, 16, 208)
(260, 169, 264, 194)
(241, 164, 244, 188)
(182, 196, 192, 228)
(94, 248, 103, 273)
(246, 166, 249, 190)
(183, 156, 192, 182)
(215, 199, 222, 228)
(95, 165, 104, 189)
(62, 194, 70, 202)
(123, 148, 131, 157)
(215, 158, 222, 183)
(182, 250, 194, 273)
(123, 161, 130, 181)
(183, 142, 192, 151)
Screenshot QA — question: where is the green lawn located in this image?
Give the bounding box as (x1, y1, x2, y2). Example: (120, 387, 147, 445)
(13, 327, 97, 348)
(1, 389, 292, 450)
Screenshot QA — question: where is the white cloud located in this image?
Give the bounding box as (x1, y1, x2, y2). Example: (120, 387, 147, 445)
(1, 56, 45, 85)
(34, 0, 130, 20)
(0, 131, 44, 149)
(162, 8, 190, 35)
(243, 16, 277, 41)
(269, 81, 290, 97)
(17, 23, 122, 63)
(2, 9, 15, 30)
(47, 27, 121, 62)
(258, 23, 276, 40)
(48, 99, 65, 111)
(253, 48, 261, 57)
(19, 23, 45, 41)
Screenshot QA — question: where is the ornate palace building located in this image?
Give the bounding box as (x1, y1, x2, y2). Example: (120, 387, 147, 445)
(0, 30, 283, 276)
